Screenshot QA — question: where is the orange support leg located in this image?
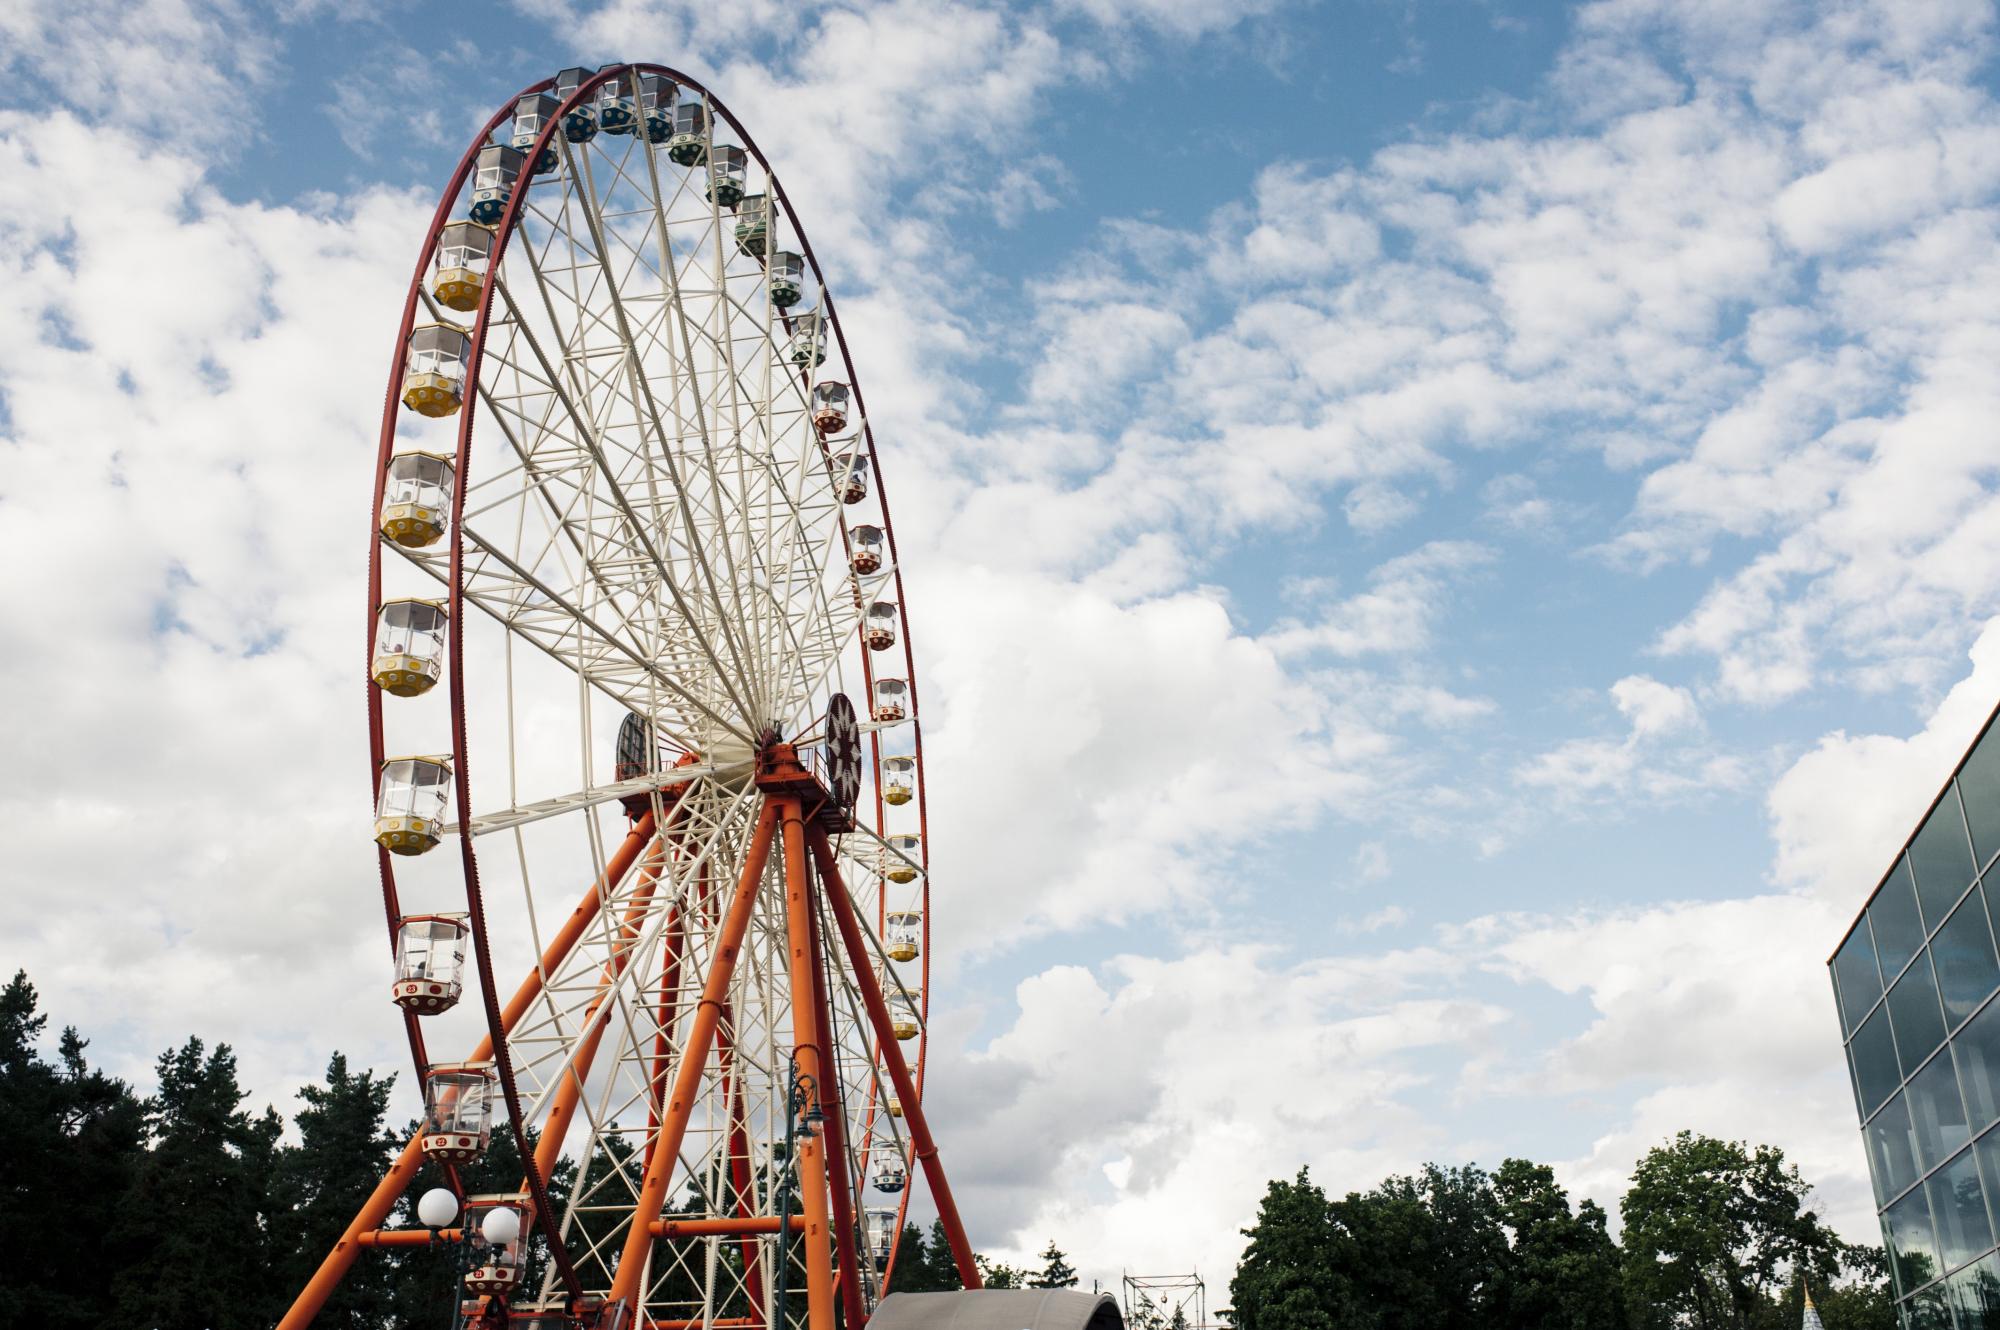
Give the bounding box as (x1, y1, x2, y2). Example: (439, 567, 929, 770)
(808, 825, 981, 1290)
(804, 867, 868, 1330)
(776, 799, 840, 1330)
(608, 801, 779, 1317)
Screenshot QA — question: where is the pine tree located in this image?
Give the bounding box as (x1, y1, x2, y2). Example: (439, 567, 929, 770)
(0, 972, 145, 1330)
(273, 1053, 401, 1329)
(1030, 1240, 1079, 1289)
(925, 1217, 967, 1289)
(109, 1037, 282, 1330)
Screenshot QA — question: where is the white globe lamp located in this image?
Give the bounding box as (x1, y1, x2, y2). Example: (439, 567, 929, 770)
(416, 1187, 458, 1228)
(482, 1206, 522, 1246)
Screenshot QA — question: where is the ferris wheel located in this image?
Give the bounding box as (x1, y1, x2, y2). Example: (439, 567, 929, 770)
(280, 63, 980, 1330)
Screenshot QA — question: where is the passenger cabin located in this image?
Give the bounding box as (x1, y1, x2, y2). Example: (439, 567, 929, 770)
(789, 309, 828, 368)
(468, 144, 524, 226)
(872, 677, 907, 723)
(882, 755, 915, 806)
(667, 100, 709, 166)
(883, 834, 921, 883)
(432, 221, 496, 312)
(864, 600, 897, 651)
(380, 451, 455, 548)
(463, 1196, 529, 1295)
(638, 73, 676, 143)
(422, 1062, 497, 1164)
(836, 454, 869, 506)
(402, 324, 472, 419)
(553, 66, 598, 142)
(372, 598, 448, 697)
(872, 1152, 907, 1194)
(376, 755, 452, 855)
(865, 1207, 898, 1271)
(888, 990, 920, 1041)
(851, 524, 885, 576)
(811, 380, 850, 435)
(596, 67, 636, 134)
(885, 910, 920, 963)
(393, 914, 469, 1013)
(734, 193, 770, 259)
(510, 92, 560, 173)
(707, 145, 748, 207)
(769, 251, 807, 309)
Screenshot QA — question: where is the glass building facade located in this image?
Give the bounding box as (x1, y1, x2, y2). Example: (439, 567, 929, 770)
(1832, 709, 2000, 1328)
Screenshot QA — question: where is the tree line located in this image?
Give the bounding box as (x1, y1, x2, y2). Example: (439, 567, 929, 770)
(1228, 1145, 1897, 1330)
(0, 966, 1919, 1330)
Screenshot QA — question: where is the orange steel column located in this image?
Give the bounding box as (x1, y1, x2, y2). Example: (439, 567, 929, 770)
(608, 802, 779, 1316)
(807, 826, 982, 1290)
(804, 875, 867, 1330)
(778, 798, 840, 1330)
(279, 812, 659, 1330)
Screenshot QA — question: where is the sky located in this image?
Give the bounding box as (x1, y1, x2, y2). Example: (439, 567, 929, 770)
(7, 0, 2000, 1300)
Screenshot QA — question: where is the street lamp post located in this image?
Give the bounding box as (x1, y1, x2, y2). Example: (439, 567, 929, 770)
(772, 1051, 821, 1328)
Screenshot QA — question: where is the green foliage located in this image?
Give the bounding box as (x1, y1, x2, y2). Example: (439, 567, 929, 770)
(978, 1254, 1028, 1288)
(886, 1220, 967, 1292)
(107, 1035, 282, 1329)
(1230, 1139, 1894, 1330)
(1620, 1131, 1850, 1329)
(273, 1053, 401, 1329)
(1230, 1168, 1349, 1330)
(0, 971, 146, 1330)
(1031, 1240, 1080, 1289)
(1488, 1157, 1624, 1329)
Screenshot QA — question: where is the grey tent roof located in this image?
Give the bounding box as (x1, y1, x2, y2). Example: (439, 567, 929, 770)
(870, 1290, 1124, 1330)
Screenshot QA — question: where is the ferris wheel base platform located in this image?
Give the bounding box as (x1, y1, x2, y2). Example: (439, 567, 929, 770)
(871, 1290, 1125, 1330)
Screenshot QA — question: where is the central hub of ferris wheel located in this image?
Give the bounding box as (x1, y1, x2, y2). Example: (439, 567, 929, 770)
(278, 62, 983, 1330)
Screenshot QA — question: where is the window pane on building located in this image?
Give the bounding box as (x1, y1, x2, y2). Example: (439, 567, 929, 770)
(1909, 1282, 1955, 1328)
(1962, 1007, 2000, 1134)
(1945, 1250, 2000, 1330)
(1870, 1091, 1923, 1206)
(1912, 1053, 1973, 1173)
(1855, 1007, 1904, 1118)
(1836, 922, 1886, 1035)
(1929, 1147, 1994, 1273)
(1892, 959, 1950, 1077)
(1914, 788, 1979, 926)
(1890, 1185, 1944, 1297)
(1963, 730, 2000, 873)
(1935, 892, 2000, 1031)
(1877, 860, 1931, 981)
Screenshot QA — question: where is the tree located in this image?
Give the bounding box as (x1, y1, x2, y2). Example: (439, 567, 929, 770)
(924, 1218, 970, 1289)
(1619, 1131, 1848, 1330)
(1230, 1168, 1351, 1330)
(0, 971, 144, 1330)
(271, 1053, 401, 1330)
(887, 1221, 964, 1292)
(1030, 1240, 1079, 1289)
(1488, 1157, 1623, 1329)
(977, 1254, 1027, 1288)
(109, 1037, 282, 1330)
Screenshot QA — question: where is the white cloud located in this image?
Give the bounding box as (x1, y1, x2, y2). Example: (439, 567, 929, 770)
(1263, 541, 1493, 659)
(1610, 673, 1699, 737)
